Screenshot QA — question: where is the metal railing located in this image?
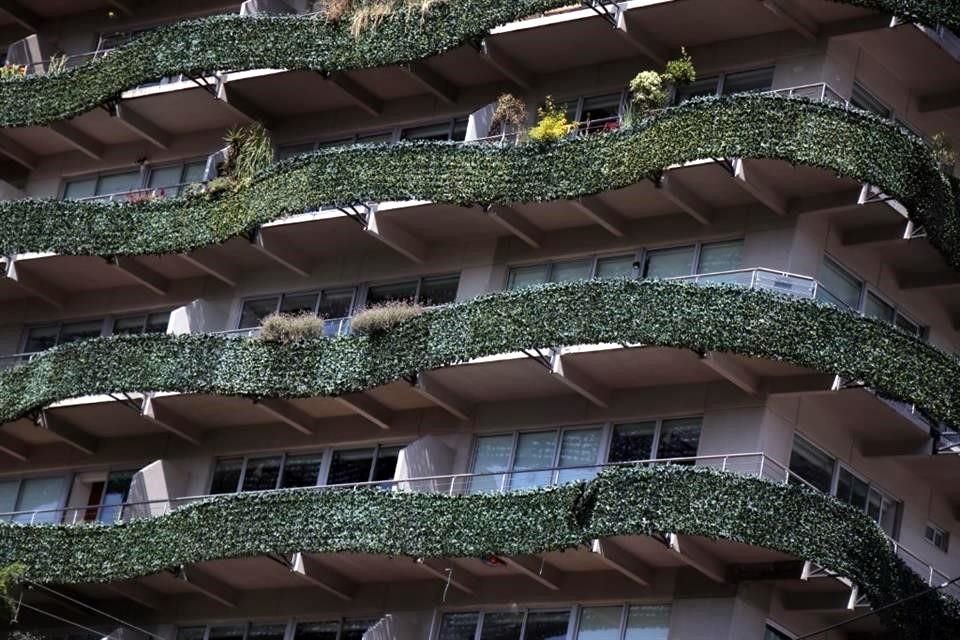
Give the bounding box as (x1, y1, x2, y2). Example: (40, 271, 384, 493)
(667, 267, 820, 300)
(214, 316, 352, 339)
(765, 82, 846, 105)
(1, 451, 954, 599)
(71, 182, 200, 203)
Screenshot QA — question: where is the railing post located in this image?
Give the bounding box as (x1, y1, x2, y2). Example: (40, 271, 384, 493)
(721, 456, 728, 472)
(749, 269, 758, 291)
(448, 476, 456, 496)
(758, 455, 765, 480)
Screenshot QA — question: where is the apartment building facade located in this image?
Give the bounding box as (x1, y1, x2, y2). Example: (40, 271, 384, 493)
(0, 0, 960, 638)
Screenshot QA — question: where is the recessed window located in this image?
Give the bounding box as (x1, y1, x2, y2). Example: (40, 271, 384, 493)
(764, 625, 793, 640)
(22, 311, 171, 355)
(0, 475, 71, 523)
(209, 446, 403, 495)
(236, 288, 358, 335)
(438, 605, 670, 640)
(850, 83, 891, 118)
(788, 435, 900, 537)
(559, 92, 625, 134)
(469, 418, 702, 493)
(178, 620, 377, 640)
(63, 160, 207, 201)
(925, 523, 950, 552)
(675, 67, 773, 104)
(400, 118, 469, 142)
(147, 160, 207, 197)
(277, 131, 394, 160)
(365, 274, 459, 307)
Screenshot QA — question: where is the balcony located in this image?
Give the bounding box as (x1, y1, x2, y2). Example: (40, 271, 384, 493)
(1, 452, 955, 638)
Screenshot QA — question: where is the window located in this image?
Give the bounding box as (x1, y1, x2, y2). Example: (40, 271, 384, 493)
(278, 131, 394, 160)
(470, 419, 701, 492)
(209, 446, 403, 494)
(364, 275, 459, 307)
(764, 625, 793, 640)
(401, 118, 469, 142)
(179, 620, 377, 640)
(560, 92, 625, 134)
(788, 435, 900, 536)
(94, 470, 136, 523)
(22, 311, 170, 354)
(850, 83, 891, 118)
(506, 242, 744, 291)
(816, 257, 924, 337)
(608, 418, 702, 464)
(146, 160, 207, 197)
(237, 288, 358, 335)
(63, 160, 207, 201)
(675, 67, 774, 104)
(437, 605, 670, 640)
(0, 476, 71, 523)
(925, 523, 950, 553)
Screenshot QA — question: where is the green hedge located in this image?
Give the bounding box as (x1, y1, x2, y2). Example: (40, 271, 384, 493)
(3, 96, 958, 271)
(1, 466, 958, 638)
(1, 278, 958, 427)
(0, 0, 957, 128)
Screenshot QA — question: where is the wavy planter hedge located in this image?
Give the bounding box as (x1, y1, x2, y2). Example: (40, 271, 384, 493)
(0, 0, 956, 128)
(3, 96, 958, 272)
(1, 466, 958, 638)
(2, 279, 958, 427)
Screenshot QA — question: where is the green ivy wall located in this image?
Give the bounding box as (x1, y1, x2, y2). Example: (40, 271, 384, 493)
(1, 279, 957, 426)
(1, 466, 958, 638)
(0, 0, 956, 127)
(3, 96, 958, 272)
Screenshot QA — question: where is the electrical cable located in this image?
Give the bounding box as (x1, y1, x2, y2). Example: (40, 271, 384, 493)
(795, 574, 960, 639)
(0, 592, 104, 639)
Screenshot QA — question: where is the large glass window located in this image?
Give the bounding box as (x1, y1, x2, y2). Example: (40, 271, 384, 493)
(788, 435, 899, 536)
(210, 446, 403, 494)
(64, 170, 141, 201)
(0, 476, 71, 523)
(560, 92, 624, 134)
(365, 275, 459, 307)
(643, 246, 695, 279)
(850, 83, 891, 118)
(470, 426, 604, 493)
(721, 68, 774, 95)
(179, 620, 376, 640)
(97, 470, 135, 523)
(400, 118, 468, 142)
(817, 257, 863, 310)
(237, 288, 359, 336)
(608, 418, 703, 464)
(439, 605, 670, 640)
(147, 160, 207, 197)
(64, 160, 207, 201)
(22, 311, 171, 354)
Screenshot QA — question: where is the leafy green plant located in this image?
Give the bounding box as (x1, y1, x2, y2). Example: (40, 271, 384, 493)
(0, 468, 957, 637)
(45, 54, 68, 76)
(489, 93, 527, 138)
(628, 70, 668, 114)
(0, 64, 25, 81)
(0, 1, 949, 127)
(662, 47, 695, 86)
(350, 301, 424, 335)
(222, 123, 274, 187)
(528, 96, 575, 142)
(0, 563, 24, 617)
(0, 97, 954, 272)
(259, 313, 326, 343)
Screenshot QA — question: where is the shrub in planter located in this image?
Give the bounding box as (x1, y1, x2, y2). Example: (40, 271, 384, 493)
(0, 64, 26, 81)
(221, 123, 274, 188)
(932, 132, 958, 171)
(258, 313, 326, 343)
(528, 96, 575, 143)
(350, 301, 424, 335)
(489, 93, 528, 139)
(663, 47, 695, 86)
(629, 70, 667, 115)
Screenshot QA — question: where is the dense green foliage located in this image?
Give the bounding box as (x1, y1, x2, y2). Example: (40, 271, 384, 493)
(0, 0, 956, 127)
(1, 466, 957, 637)
(2, 96, 957, 272)
(0, 279, 956, 427)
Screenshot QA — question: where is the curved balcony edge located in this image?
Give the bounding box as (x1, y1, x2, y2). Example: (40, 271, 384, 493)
(0, 278, 956, 430)
(0, 0, 956, 128)
(1, 465, 958, 638)
(2, 96, 957, 272)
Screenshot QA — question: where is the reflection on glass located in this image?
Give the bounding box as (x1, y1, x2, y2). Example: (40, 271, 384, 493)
(549, 260, 593, 283)
(210, 458, 243, 494)
(239, 297, 280, 329)
(293, 621, 339, 640)
(596, 255, 636, 280)
(479, 612, 524, 640)
(438, 612, 480, 640)
(247, 625, 286, 640)
(328, 449, 375, 485)
(367, 281, 418, 306)
(644, 247, 695, 279)
(657, 418, 702, 462)
(373, 446, 402, 482)
(816, 258, 861, 310)
(697, 241, 743, 275)
(609, 422, 656, 463)
(241, 456, 282, 492)
(511, 431, 558, 490)
(624, 605, 670, 640)
(556, 428, 602, 483)
(13, 476, 69, 524)
(577, 606, 622, 639)
(524, 610, 569, 640)
(788, 437, 835, 494)
(508, 265, 549, 290)
(98, 470, 135, 523)
(280, 293, 319, 315)
(280, 454, 324, 489)
(340, 619, 376, 640)
(419, 275, 459, 306)
(836, 468, 869, 511)
(470, 435, 513, 493)
(208, 626, 246, 640)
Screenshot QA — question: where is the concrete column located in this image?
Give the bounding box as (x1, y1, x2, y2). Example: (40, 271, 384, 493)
(125, 459, 192, 519)
(393, 435, 455, 492)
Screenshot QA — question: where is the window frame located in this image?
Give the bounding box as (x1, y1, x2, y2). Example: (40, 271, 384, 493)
(555, 90, 629, 134)
(432, 602, 672, 640)
(61, 157, 209, 201)
(0, 472, 74, 521)
(925, 522, 951, 553)
(207, 444, 406, 495)
(673, 66, 776, 104)
(467, 416, 705, 488)
(503, 239, 745, 290)
(178, 617, 382, 640)
(789, 434, 901, 538)
(819, 254, 925, 338)
(20, 310, 172, 354)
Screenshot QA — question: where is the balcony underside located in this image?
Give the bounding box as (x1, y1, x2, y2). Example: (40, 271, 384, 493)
(3, 465, 955, 638)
